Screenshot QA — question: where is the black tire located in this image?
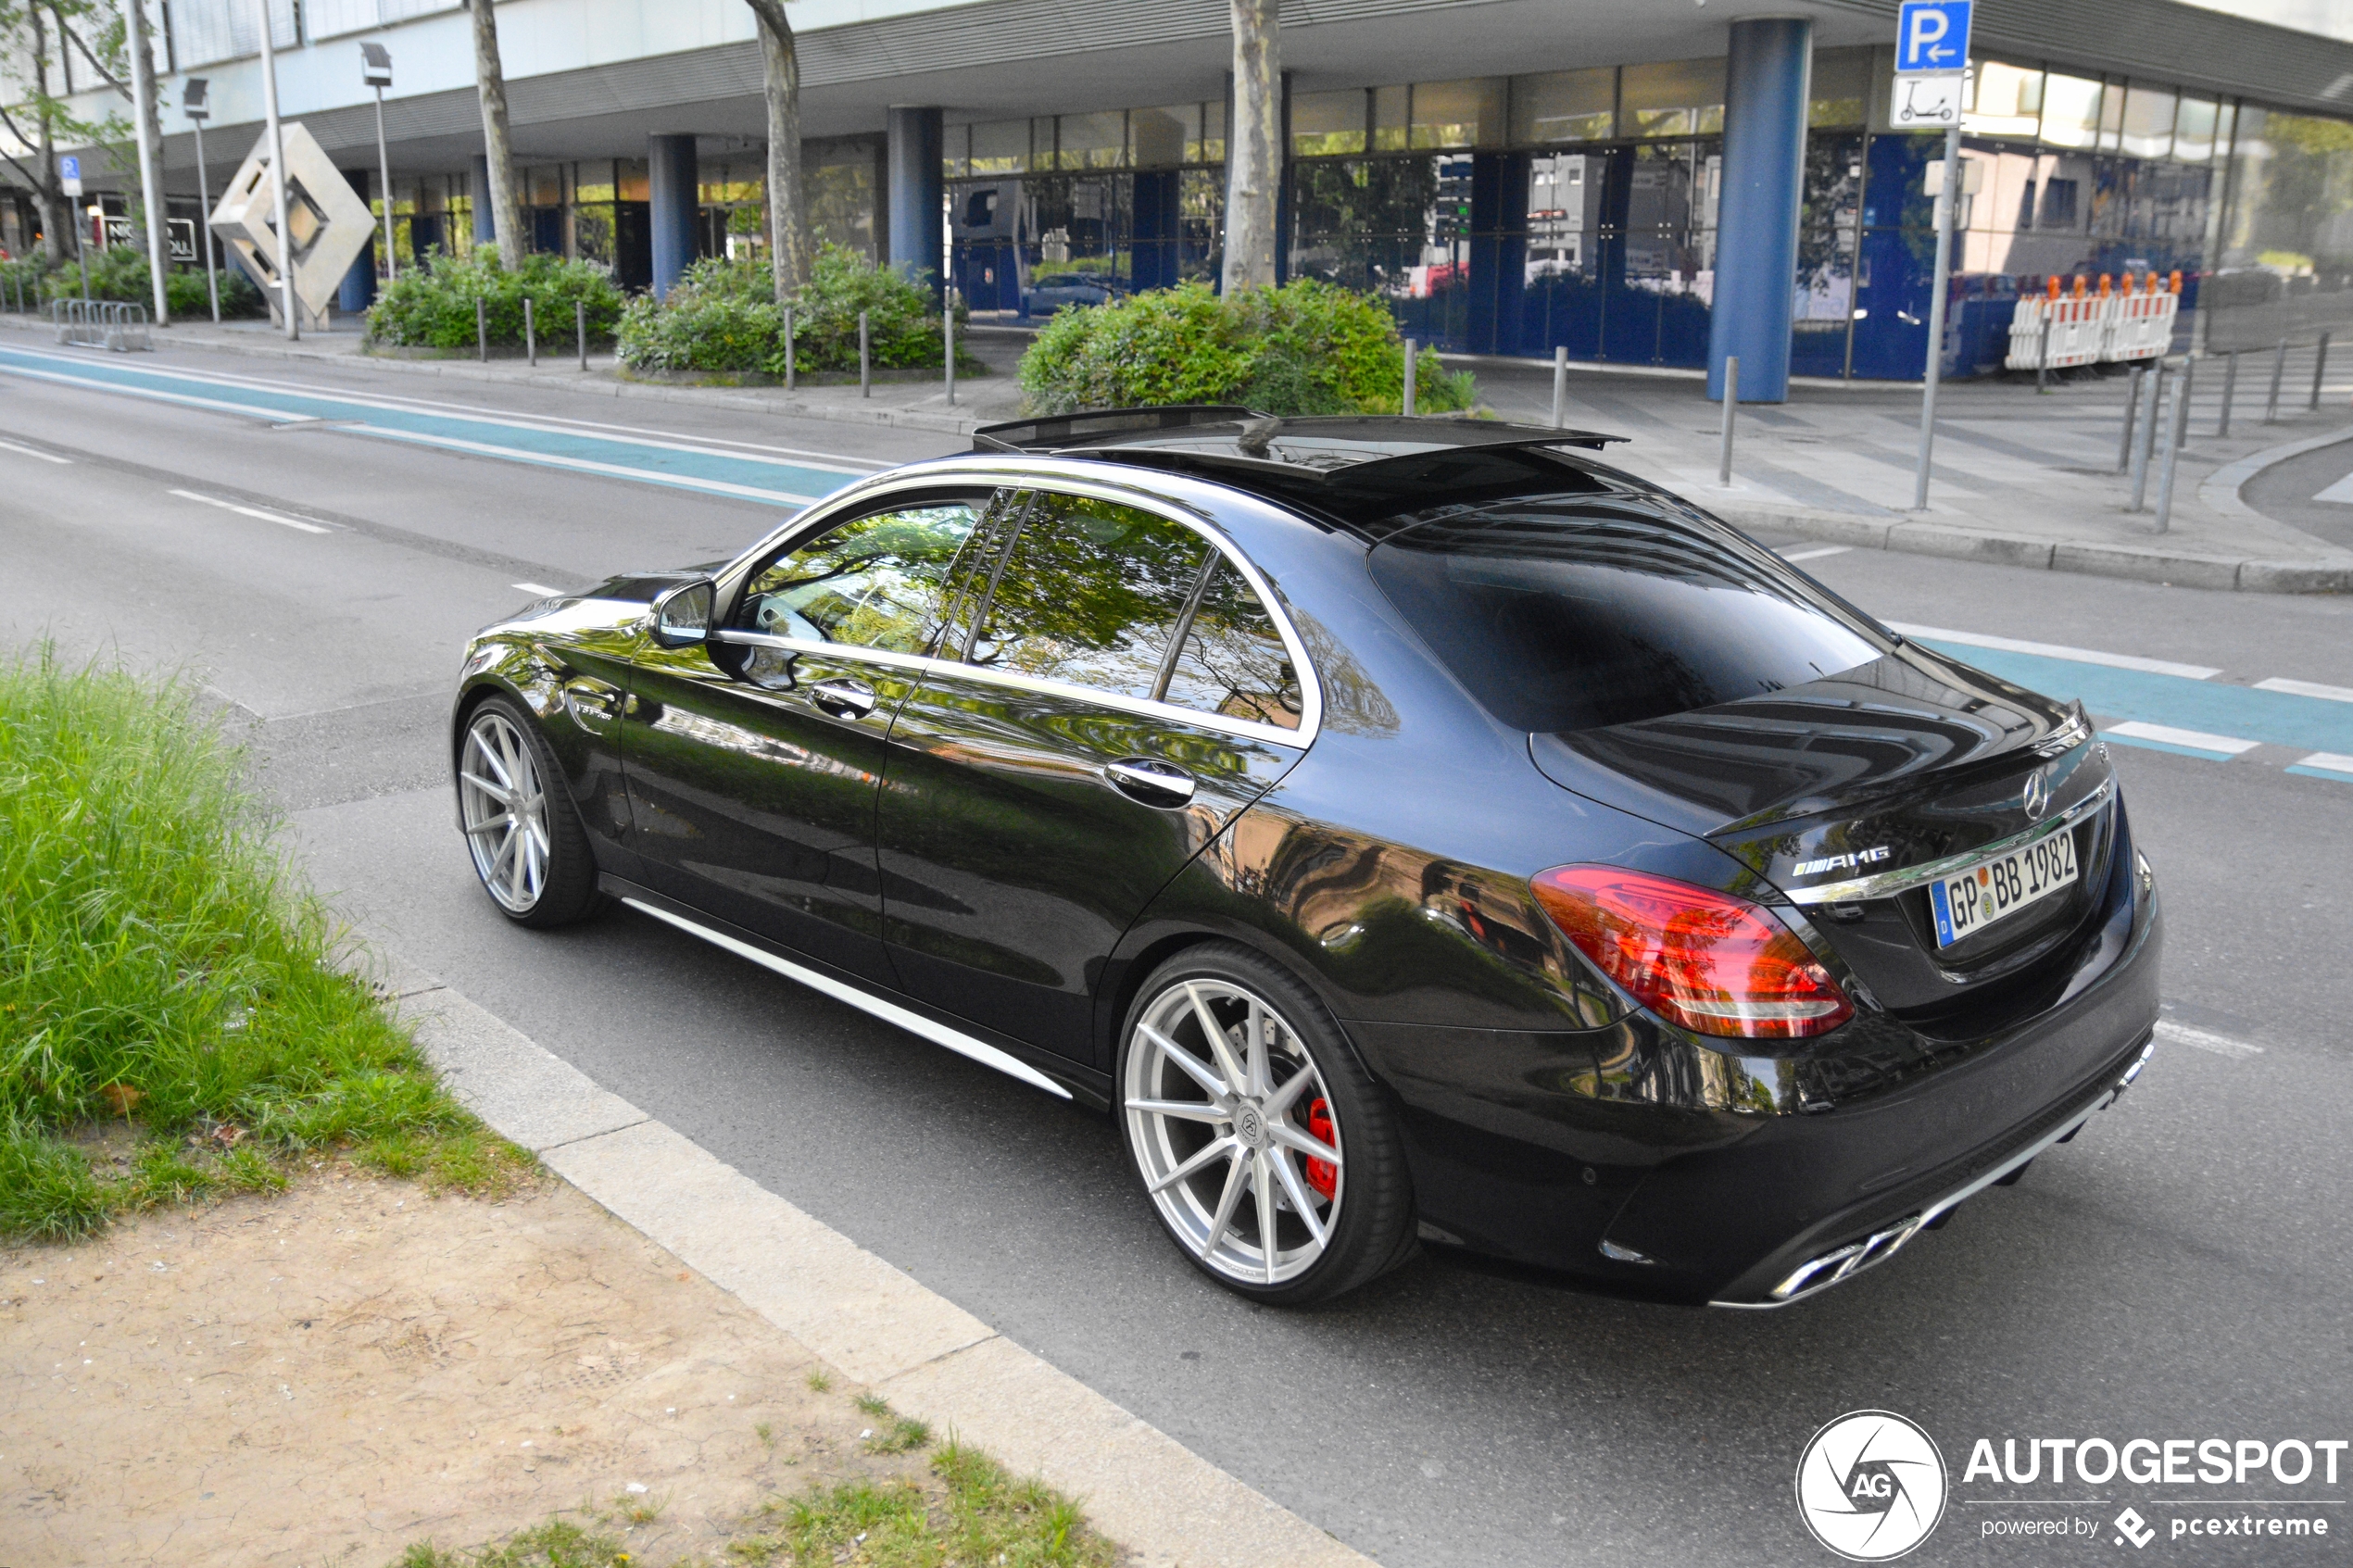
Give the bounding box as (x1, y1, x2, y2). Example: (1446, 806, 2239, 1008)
(1115, 941, 1416, 1305)
(454, 694, 607, 929)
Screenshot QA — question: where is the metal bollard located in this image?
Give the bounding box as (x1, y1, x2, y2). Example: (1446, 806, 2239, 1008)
(2311, 331, 2332, 411)
(2218, 349, 2238, 437)
(944, 299, 956, 407)
(2117, 365, 2144, 475)
(1718, 355, 1739, 487)
(1403, 337, 1417, 418)
(859, 309, 871, 398)
(784, 307, 796, 391)
(2036, 316, 2052, 394)
(1552, 344, 1567, 429)
(2129, 360, 2166, 511)
(2155, 357, 2195, 534)
(524, 296, 536, 367)
(476, 296, 486, 362)
(2264, 338, 2286, 422)
(576, 299, 587, 370)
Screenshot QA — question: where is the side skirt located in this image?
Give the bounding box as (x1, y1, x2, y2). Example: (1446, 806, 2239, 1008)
(600, 875, 1112, 1110)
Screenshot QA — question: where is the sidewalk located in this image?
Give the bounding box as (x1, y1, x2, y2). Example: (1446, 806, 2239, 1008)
(8, 307, 2350, 592)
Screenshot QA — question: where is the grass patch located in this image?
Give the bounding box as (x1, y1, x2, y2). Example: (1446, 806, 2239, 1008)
(0, 649, 531, 1242)
(731, 1439, 1115, 1567)
(804, 1370, 831, 1395)
(392, 1518, 630, 1567)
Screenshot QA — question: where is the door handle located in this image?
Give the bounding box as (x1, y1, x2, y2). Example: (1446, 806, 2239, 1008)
(1105, 758, 1197, 805)
(809, 678, 878, 719)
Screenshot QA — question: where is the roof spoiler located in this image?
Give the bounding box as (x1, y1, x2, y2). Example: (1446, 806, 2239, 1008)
(972, 405, 1264, 452)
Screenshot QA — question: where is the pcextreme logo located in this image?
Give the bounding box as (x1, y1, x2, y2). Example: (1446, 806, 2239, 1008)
(1796, 1410, 1950, 1562)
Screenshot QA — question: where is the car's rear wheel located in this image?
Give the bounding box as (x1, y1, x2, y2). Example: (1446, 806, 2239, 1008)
(457, 696, 603, 927)
(1118, 944, 1415, 1304)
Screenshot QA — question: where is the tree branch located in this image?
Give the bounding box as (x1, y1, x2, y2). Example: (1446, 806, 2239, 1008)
(55, 10, 130, 98)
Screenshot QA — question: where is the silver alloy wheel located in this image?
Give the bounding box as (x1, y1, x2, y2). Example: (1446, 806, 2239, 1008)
(458, 708, 551, 914)
(1125, 978, 1343, 1286)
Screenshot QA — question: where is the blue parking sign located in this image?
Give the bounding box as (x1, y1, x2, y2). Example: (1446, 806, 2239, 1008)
(57, 155, 78, 180)
(1895, 0, 1971, 73)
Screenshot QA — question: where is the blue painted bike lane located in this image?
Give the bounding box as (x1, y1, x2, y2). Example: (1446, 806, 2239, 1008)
(0, 345, 865, 508)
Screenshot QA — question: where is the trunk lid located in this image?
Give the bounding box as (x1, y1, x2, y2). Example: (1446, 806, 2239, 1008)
(1530, 643, 2118, 1016)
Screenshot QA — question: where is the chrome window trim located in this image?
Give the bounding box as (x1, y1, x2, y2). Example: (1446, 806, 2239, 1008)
(724, 462, 1324, 748)
(1779, 777, 2114, 907)
(711, 629, 1310, 751)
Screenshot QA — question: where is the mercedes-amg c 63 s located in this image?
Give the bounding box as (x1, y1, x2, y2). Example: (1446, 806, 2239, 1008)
(448, 408, 2160, 1307)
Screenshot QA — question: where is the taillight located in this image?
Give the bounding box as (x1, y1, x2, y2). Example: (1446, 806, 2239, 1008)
(1529, 866, 1854, 1040)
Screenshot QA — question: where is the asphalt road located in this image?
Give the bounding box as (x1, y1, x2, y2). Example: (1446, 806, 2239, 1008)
(4, 346, 2348, 1567)
(2245, 434, 2353, 550)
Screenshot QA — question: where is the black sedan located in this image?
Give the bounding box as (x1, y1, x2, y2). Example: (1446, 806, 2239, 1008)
(449, 408, 2160, 1307)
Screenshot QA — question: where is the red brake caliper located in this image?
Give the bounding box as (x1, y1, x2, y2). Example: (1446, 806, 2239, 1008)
(1303, 1098, 1338, 1199)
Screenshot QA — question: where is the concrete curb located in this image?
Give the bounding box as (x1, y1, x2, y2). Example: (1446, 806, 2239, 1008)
(1706, 496, 2353, 595)
(383, 962, 1369, 1568)
(2196, 423, 2353, 520)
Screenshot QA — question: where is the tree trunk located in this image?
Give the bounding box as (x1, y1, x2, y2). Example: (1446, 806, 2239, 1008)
(466, 0, 524, 269)
(1222, 0, 1281, 294)
(16, 5, 69, 264)
(743, 0, 810, 296)
(125, 0, 170, 321)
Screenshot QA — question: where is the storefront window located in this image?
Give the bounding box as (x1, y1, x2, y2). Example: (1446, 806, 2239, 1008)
(1372, 86, 1410, 152)
(1965, 61, 2043, 140)
(2121, 85, 2176, 159)
(1410, 79, 1504, 149)
(1060, 111, 1126, 169)
(1510, 69, 1615, 145)
(1128, 104, 1199, 167)
(1294, 90, 1368, 157)
(1809, 47, 1874, 129)
(1618, 59, 1724, 139)
(2039, 74, 2103, 149)
(972, 120, 1030, 174)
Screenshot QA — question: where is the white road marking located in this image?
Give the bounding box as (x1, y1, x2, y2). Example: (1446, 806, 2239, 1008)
(2314, 471, 2353, 504)
(2255, 676, 2353, 703)
(511, 582, 565, 596)
(2290, 751, 2353, 777)
(0, 437, 70, 463)
(2103, 721, 2259, 757)
(2155, 1020, 2264, 1059)
(1886, 622, 2221, 680)
(351, 424, 821, 506)
(1780, 546, 1853, 561)
(169, 488, 332, 534)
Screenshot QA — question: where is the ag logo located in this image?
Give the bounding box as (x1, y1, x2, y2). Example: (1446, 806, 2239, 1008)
(1795, 1410, 1948, 1561)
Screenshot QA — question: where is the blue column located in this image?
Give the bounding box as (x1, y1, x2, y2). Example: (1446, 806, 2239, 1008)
(887, 107, 944, 299)
(472, 154, 495, 246)
(1132, 170, 1181, 292)
(648, 133, 699, 300)
(1467, 153, 1527, 356)
(338, 169, 378, 313)
(1708, 17, 1812, 402)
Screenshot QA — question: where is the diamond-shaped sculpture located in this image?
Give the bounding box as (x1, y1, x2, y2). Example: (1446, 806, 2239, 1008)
(209, 122, 373, 330)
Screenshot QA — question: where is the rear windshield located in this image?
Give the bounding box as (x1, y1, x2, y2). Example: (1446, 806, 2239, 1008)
(1367, 496, 1892, 734)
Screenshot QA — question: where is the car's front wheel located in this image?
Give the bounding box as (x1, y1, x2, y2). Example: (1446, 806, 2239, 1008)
(456, 695, 605, 927)
(1117, 943, 1415, 1304)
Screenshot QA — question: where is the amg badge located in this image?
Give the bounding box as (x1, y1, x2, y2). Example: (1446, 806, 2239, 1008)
(1793, 846, 1893, 879)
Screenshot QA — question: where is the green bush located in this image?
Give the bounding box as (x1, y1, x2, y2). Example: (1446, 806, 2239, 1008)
(6, 246, 266, 319)
(1017, 277, 1476, 417)
(364, 248, 626, 350)
(166, 264, 266, 319)
(615, 245, 963, 378)
(0, 649, 528, 1242)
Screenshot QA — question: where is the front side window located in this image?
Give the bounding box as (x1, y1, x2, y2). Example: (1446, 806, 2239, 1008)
(735, 498, 987, 655)
(963, 492, 1211, 700)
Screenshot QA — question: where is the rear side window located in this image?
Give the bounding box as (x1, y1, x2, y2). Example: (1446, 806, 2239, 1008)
(1162, 560, 1303, 730)
(1368, 499, 1890, 734)
(964, 492, 1211, 699)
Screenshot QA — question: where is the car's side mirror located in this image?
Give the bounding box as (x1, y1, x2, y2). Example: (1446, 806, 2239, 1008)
(650, 578, 716, 648)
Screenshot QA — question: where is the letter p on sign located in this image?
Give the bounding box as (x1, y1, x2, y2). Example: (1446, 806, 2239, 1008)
(1897, 0, 1972, 73)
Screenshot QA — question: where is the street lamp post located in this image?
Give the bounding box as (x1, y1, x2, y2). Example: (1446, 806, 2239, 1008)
(361, 44, 396, 284)
(255, 0, 297, 340)
(183, 80, 221, 323)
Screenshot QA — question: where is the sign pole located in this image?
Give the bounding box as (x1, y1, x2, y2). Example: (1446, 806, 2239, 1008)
(60, 157, 90, 304)
(374, 86, 396, 283)
(1912, 122, 1960, 510)
(256, 0, 298, 340)
(193, 118, 220, 322)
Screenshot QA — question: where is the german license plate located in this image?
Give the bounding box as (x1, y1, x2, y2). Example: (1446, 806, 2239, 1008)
(1928, 833, 2080, 947)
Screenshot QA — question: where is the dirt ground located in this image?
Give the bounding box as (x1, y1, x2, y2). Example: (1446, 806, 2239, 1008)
(1, 1169, 938, 1566)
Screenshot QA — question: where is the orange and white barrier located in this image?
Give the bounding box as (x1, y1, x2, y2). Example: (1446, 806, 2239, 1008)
(2007, 272, 2181, 371)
